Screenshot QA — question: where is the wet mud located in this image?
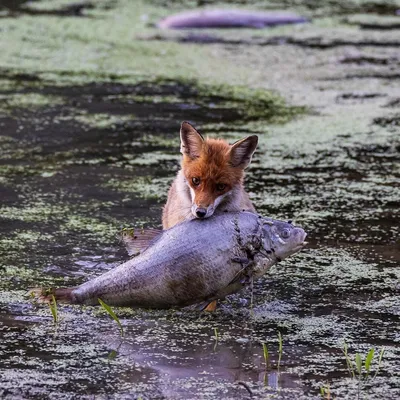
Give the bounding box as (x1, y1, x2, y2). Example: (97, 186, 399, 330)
(1, 0, 399, 399)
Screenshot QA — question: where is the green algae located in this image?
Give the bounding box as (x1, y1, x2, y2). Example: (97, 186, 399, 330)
(73, 113, 135, 130)
(107, 176, 173, 200)
(22, 0, 103, 12)
(193, 80, 305, 122)
(0, 93, 64, 113)
(3, 264, 60, 285)
(125, 152, 179, 166)
(62, 215, 115, 239)
(0, 203, 68, 223)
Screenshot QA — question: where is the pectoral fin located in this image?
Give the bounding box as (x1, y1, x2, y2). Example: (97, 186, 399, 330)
(120, 227, 163, 256)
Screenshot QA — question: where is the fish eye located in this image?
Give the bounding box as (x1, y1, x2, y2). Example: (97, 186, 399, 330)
(216, 183, 226, 191)
(192, 177, 200, 186)
(281, 228, 291, 239)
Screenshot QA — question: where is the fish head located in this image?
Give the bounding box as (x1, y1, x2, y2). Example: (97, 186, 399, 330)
(260, 218, 307, 260)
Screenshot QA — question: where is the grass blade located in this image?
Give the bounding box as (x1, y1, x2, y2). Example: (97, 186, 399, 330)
(320, 384, 331, 399)
(365, 348, 375, 378)
(343, 341, 355, 378)
(277, 331, 283, 370)
(262, 343, 269, 369)
(355, 353, 362, 376)
(98, 298, 124, 337)
(213, 328, 219, 351)
(49, 294, 58, 325)
(214, 327, 219, 341)
(373, 347, 385, 379)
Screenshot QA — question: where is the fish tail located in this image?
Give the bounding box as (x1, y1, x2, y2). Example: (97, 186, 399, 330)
(29, 287, 76, 304)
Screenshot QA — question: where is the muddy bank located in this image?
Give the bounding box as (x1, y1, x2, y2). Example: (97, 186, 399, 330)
(1, 0, 399, 399)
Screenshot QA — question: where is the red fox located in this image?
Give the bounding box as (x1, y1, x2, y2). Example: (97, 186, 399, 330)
(162, 121, 258, 229)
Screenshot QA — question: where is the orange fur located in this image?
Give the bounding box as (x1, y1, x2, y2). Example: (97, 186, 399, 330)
(182, 139, 244, 207)
(162, 122, 258, 229)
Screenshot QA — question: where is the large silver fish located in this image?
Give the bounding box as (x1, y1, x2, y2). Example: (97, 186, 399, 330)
(41, 212, 307, 308)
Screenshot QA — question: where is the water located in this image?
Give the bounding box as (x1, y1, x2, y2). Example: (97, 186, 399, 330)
(1, 1, 400, 398)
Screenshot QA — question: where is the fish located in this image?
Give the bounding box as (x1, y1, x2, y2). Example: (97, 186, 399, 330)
(38, 212, 307, 309)
(157, 9, 309, 30)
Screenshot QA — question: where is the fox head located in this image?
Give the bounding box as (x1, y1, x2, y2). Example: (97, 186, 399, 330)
(180, 121, 258, 219)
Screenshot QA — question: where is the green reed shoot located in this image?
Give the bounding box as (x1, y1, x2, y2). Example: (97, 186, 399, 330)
(49, 294, 58, 325)
(364, 348, 374, 377)
(355, 353, 362, 377)
(214, 327, 219, 341)
(372, 347, 385, 379)
(277, 331, 283, 370)
(213, 327, 219, 351)
(262, 343, 269, 369)
(343, 341, 355, 378)
(320, 383, 331, 399)
(98, 298, 124, 337)
(343, 341, 384, 381)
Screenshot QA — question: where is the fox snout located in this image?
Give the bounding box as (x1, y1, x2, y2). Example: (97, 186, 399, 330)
(195, 208, 207, 218)
(191, 203, 215, 219)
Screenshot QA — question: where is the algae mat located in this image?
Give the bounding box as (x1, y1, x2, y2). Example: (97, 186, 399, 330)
(1, 0, 399, 399)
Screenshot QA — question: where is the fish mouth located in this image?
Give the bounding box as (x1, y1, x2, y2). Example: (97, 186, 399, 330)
(292, 230, 308, 252)
(300, 230, 307, 245)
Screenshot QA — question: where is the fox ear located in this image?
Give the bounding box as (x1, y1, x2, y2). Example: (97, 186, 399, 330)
(180, 121, 204, 158)
(230, 135, 258, 168)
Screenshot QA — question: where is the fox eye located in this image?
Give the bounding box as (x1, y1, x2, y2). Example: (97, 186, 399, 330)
(216, 183, 226, 191)
(192, 177, 200, 186)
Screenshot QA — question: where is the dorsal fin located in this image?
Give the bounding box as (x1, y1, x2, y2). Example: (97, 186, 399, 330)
(120, 227, 163, 256)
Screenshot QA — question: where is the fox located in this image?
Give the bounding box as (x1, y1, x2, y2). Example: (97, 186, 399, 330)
(162, 121, 258, 230)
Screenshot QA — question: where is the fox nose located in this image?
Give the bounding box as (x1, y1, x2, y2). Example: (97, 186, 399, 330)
(196, 208, 207, 218)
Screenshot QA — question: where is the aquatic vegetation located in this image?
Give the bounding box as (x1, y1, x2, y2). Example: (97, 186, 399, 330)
(261, 331, 283, 371)
(73, 113, 135, 130)
(277, 331, 283, 371)
(213, 327, 219, 351)
(106, 176, 173, 201)
(98, 298, 124, 337)
(262, 342, 269, 369)
(213, 327, 219, 341)
(319, 343, 386, 399)
(49, 294, 59, 326)
(0, 93, 64, 113)
(343, 342, 385, 380)
(322, 342, 386, 399)
(320, 384, 334, 399)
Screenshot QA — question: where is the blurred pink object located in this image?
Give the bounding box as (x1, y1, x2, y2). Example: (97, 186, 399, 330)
(158, 9, 309, 29)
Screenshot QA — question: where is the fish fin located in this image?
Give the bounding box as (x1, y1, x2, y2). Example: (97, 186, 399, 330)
(204, 300, 218, 312)
(29, 287, 75, 304)
(194, 300, 216, 311)
(120, 227, 163, 256)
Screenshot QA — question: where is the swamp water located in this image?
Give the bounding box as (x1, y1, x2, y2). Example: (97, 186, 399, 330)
(0, 0, 399, 398)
